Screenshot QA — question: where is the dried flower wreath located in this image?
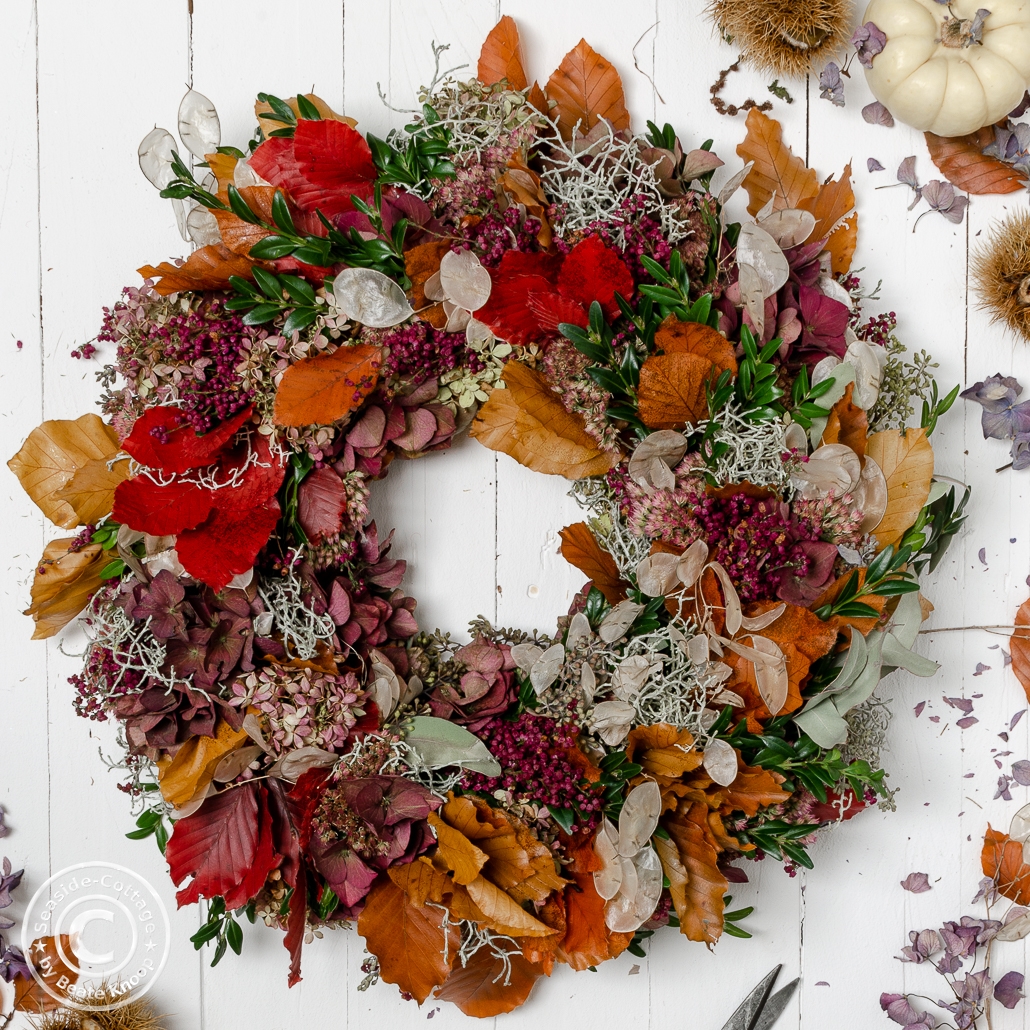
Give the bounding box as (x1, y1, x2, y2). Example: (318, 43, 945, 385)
(8, 17, 967, 1018)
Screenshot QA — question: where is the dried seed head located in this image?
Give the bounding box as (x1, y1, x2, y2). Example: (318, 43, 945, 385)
(972, 210, 1030, 344)
(706, 0, 853, 78)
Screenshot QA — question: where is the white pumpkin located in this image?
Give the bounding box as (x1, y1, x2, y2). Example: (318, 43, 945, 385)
(862, 0, 1030, 136)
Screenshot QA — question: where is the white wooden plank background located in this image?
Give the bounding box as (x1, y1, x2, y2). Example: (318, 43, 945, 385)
(1, 2, 1029, 1027)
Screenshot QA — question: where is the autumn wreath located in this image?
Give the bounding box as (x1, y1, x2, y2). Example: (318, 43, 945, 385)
(8, 16, 968, 1019)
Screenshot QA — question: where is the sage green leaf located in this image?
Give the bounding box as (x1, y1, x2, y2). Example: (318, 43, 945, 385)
(403, 716, 501, 776)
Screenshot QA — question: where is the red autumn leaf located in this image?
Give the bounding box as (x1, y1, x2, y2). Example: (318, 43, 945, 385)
(477, 16, 528, 91)
(526, 290, 589, 333)
(176, 499, 281, 591)
(558, 522, 629, 605)
(434, 944, 542, 1016)
(211, 433, 286, 511)
(139, 244, 260, 296)
(166, 782, 278, 910)
(477, 251, 564, 346)
(545, 39, 631, 141)
(112, 476, 214, 536)
(272, 344, 383, 427)
(297, 465, 348, 544)
(122, 405, 254, 474)
(1011, 598, 1030, 702)
(249, 120, 376, 218)
(926, 128, 1028, 195)
(557, 234, 634, 319)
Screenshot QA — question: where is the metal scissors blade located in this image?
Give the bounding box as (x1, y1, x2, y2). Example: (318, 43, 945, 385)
(753, 977, 800, 1030)
(719, 965, 782, 1030)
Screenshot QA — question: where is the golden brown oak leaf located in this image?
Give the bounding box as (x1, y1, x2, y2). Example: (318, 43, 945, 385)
(736, 108, 820, 217)
(9, 413, 123, 529)
(156, 719, 250, 807)
(865, 427, 934, 549)
(435, 942, 542, 1016)
(139, 244, 258, 296)
(54, 455, 130, 527)
(272, 344, 382, 427)
(558, 522, 629, 605)
(213, 185, 279, 257)
(664, 801, 727, 946)
(636, 352, 713, 429)
(545, 39, 630, 142)
(982, 825, 1030, 904)
(477, 16, 528, 91)
(255, 92, 357, 133)
(654, 316, 738, 377)
(926, 128, 1028, 195)
(470, 362, 619, 479)
(428, 812, 489, 885)
(14, 935, 79, 1012)
(1011, 598, 1030, 702)
(819, 382, 868, 457)
(25, 539, 107, 639)
(358, 877, 459, 1004)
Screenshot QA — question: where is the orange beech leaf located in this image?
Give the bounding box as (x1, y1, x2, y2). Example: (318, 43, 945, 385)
(558, 522, 629, 605)
(255, 93, 357, 133)
(664, 801, 727, 946)
(736, 108, 820, 217)
(982, 826, 1030, 904)
(813, 568, 886, 636)
(358, 877, 458, 1004)
(272, 343, 382, 427)
(405, 239, 450, 328)
(625, 724, 703, 782)
(545, 39, 630, 142)
(212, 185, 278, 257)
(205, 151, 238, 191)
(54, 455, 130, 527)
(156, 719, 250, 807)
(139, 244, 258, 296)
(25, 538, 107, 639)
(865, 427, 934, 549)
(826, 212, 858, 276)
(926, 128, 1028, 195)
(820, 383, 868, 457)
(470, 362, 619, 479)
(799, 165, 855, 247)
(501, 153, 552, 249)
(477, 16, 528, 91)
(9, 413, 123, 529)
(557, 872, 632, 970)
(654, 316, 737, 377)
(435, 942, 542, 1016)
(527, 81, 549, 114)
(516, 892, 566, 973)
(1010, 598, 1030, 702)
(465, 876, 556, 937)
(428, 812, 489, 885)
(14, 935, 79, 1012)
(720, 762, 791, 819)
(636, 352, 713, 429)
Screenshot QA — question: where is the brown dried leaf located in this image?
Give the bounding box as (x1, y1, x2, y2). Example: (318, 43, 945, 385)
(139, 244, 258, 296)
(558, 522, 629, 605)
(205, 152, 238, 191)
(255, 93, 357, 134)
(477, 16, 528, 91)
(798, 164, 857, 274)
(736, 108, 819, 217)
(25, 539, 107, 639)
(545, 39, 630, 142)
(1011, 598, 1030, 702)
(156, 719, 250, 807)
(654, 316, 737, 377)
(14, 935, 78, 1012)
(470, 362, 619, 479)
(9, 413, 122, 528)
(636, 352, 713, 429)
(625, 724, 703, 782)
(429, 812, 489, 886)
(435, 944, 542, 1016)
(405, 239, 451, 328)
(719, 761, 791, 819)
(558, 870, 631, 970)
(54, 456, 130, 527)
(826, 213, 858, 276)
(212, 185, 278, 257)
(865, 427, 934, 549)
(664, 801, 727, 945)
(820, 383, 868, 457)
(983, 825, 1030, 904)
(926, 128, 1028, 196)
(465, 875, 556, 937)
(272, 344, 382, 427)
(358, 877, 458, 1004)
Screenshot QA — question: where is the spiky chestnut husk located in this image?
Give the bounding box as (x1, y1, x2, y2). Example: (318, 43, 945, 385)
(28, 992, 167, 1030)
(972, 210, 1030, 344)
(706, 0, 853, 78)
